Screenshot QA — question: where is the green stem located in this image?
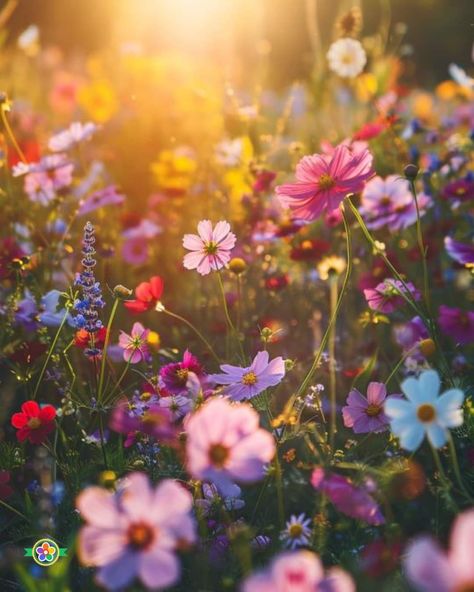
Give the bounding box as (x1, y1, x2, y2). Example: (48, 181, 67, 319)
(163, 308, 220, 365)
(1, 107, 27, 163)
(97, 298, 119, 403)
(32, 310, 69, 400)
(98, 413, 109, 469)
(274, 452, 285, 529)
(448, 435, 474, 502)
(0, 499, 27, 520)
(328, 275, 338, 451)
(409, 179, 431, 315)
(217, 272, 245, 362)
(104, 360, 132, 405)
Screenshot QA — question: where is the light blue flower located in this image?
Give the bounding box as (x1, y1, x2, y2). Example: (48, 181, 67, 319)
(38, 290, 73, 327)
(384, 369, 464, 451)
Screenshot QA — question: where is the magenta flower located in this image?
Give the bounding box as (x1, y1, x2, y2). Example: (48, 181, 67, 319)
(364, 279, 420, 313)
(342, 382, 400, 434)
(444, 236, 474, 266)
(210, 351, 285, 401)
(438, 305, 474, 345)
(118, 322, 150, 363)
(404, 509, 474, 592)
(121, 236, 149, 266)
(77, 472, 196, 591)
(185, 397, 276, 496)
(110, 399, 177, 446)
(442, 178, 474, 202)
(183, 220, 236, 275)
(311, 468, 385, 525)
(241, 550, 355, 592)
(360, 175, 431, 232)
(275, 143, 373, 222)
(159, 350, 204, 394)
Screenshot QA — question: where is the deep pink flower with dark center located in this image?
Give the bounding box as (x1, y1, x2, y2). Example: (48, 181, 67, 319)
(311, 468, 385, 525)
(444, 237, 474, 266)
(342, 382, 400, 434)
(275, 143, 374, 222)
(159, 350, 204, 394)
(442, 178, 474, 202)
(252, 169, 276, 194)
(364, 279, 420, 313)
(438, 305, 474, 345)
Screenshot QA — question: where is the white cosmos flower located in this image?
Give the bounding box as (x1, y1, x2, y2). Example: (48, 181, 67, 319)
(327, 38, 367, 78)
(384, 369, 464, 451)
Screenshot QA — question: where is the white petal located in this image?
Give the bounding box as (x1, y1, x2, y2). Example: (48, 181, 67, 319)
(384, 398, 413, 419)
(426, 424, 448, 449)
(398, 424, 425, 451)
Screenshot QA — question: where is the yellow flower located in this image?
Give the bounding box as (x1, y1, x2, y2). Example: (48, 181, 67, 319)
(317, 256, 347, 280)
(147, 331, 161, 351)
(355, 73, 378, 102)
(78, 80, 118, 123)
(150, 148, 197, 194)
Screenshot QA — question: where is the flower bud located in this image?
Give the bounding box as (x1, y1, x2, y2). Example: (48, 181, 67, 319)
(403, 164, 419, 181)
(99, 470, 117, 489)
(228, 257, 247, 275)
(419, 338, 435, 358)
(113, 284, 133, 299)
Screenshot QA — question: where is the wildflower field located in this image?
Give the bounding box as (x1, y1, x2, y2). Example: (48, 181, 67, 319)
(0, 1, 473, 590)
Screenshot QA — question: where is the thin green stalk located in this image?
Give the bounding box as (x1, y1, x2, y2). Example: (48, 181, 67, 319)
(409, 179, 431, 315)
(0, 499, 27, 520)
(384, 343, 419, 386)
(328, 275, 338, 451)
(1, 107, 27, 163)
(430, 445, 452, 491)
(104, 360, 132, 405)
(217, 272, 245, 362)
(448, 435, 474, 502)
(32, 310, 69, 400)
(274, 452, 285, 529)
(98, 413, 109, 469)
(163, 309, 220, 365)
(97, 297, 119, 403)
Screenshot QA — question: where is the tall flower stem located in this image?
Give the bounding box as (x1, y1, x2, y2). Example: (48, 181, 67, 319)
(448, 435, 474, 502)
(217, 272, 246, 362)
(97, 297, 119, 403)
(32, 310, 69, 400)
(163, 309, 220, 365)
(104, 360, 132, 405)
(409, 179, 431, 316)
(273, 451, 285, 529)
(1, 106, 27, 164)
(0, 499, 27, 520)
(290, 206, 353, 411)
(328, 274, 338, 451)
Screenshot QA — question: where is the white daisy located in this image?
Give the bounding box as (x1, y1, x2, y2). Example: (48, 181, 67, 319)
(327, 38, 367, 79)
(384, 369, 464, 451)
(280, 513, 312, 550)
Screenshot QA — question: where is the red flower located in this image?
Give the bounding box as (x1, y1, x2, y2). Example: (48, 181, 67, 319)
(11, 401, 56, 444)
(74, 327, 107, 349)
(124, 276, 164, 313)
(290, 239, 330, 262)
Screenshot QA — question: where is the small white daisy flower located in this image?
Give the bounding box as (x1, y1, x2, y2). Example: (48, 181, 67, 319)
(327, 38, 367, 78)
(280, 513, 312, 549)
(384, 369, 464, 451)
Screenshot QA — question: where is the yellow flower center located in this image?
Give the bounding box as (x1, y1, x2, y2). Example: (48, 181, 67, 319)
(242, 371, 257, 386)
(209, 443, 230, 468)
(288, 524, 303, 538)
(366, 404, 382, 417)
(176, 368, 189, 382)
(318, 174, 336, 191)
(205, 241, 218, 255)
(417, 403, 436, 423)
(27, 417, 41, 429)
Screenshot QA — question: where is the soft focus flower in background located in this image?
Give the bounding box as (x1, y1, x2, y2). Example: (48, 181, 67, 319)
(404, 509, 474, 592)
(77, 473, 195, 590)
(242, 550, 355, 592)
(276, 143, 373, 221)
(364, 279, 420, 313)
(327, 38, 367, 78)
(444, 236, 474, 266)
(48, 121, 98, 151)
(211, 350, 285, 401)
(438, 305, 474, 345)
(183, 220, 236, 275)
(342, 382, 400, 434)
(385, 369, 464, 450)
(186, 397, 275, 496)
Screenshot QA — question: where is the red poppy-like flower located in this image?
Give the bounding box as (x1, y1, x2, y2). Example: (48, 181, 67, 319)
(74, 327, 107, 349)
(11, 401, 56, 444)
(124, 276, 164, 313)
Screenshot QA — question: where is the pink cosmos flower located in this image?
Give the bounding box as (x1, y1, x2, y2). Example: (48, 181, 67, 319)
(22, 155, 74, 205)
(183, 220, 236, 275)
(311, 468, 385, 525)
(360, 175, 431, 232)
(364, 279, 420, 313)
(48, 121, 98, 152)
(404, 509, 474, 592)
(185, 397, 275, 496)
(121, 236, 149, 266)
(210, 351, 285, 401)
(78, 185, 125, 216)
(160, 350, 205, 394)
(241, 550, 355, 592)
(77, 472, 196, 591)
(342, 382, 400, 434)
(438, 305, 474, 345)
(118, 322, 150, 363)
(275, 143, 374, 222)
